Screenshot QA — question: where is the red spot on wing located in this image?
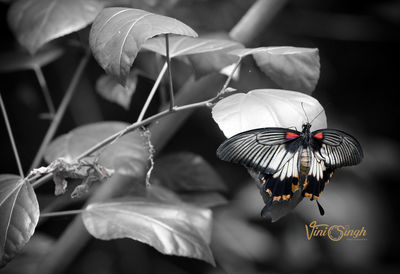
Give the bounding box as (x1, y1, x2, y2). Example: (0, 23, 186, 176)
(314, 132, 323, 139)
(286, 132, 300, 139)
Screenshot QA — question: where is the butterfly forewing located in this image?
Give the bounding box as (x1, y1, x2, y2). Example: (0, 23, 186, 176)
(311, 129, 363, 168)
(216, 128, 302, 174)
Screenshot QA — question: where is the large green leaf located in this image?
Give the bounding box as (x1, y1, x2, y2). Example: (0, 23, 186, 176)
(142, 36, 241, 58)
(229, 47, 320, 93)
(95, 72, 138, 110)
(44, 122, 149, 177)
(0, 45, 64, 73)
(7, 0, 104, 54)
(153, 152, 227, 192)
(0, 174, 39, 267)
(89, 8, 197, 86)
(82, 199, 215, 265)
(212, 89, 327, 138)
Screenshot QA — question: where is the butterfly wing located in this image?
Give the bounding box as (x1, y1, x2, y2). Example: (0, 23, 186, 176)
(216, 128, 302, 174)
(302, 129, 363, 200)
(311, 129, 363, 168)
(303, 150, 335, 200)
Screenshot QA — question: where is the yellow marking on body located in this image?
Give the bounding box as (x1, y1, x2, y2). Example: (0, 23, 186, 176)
(273, 196, 281, 201)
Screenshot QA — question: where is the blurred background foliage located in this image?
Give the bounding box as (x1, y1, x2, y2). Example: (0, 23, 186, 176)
(0, 0, 399, 273)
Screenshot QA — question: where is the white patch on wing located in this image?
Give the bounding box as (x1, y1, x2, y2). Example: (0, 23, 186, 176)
(272, 151, 300, 180)
(308, 151, 326, 179)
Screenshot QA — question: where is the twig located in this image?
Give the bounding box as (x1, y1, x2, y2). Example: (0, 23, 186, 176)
(30, 99, 212, 189)
(0, 92, 24, 177)
(31, 42, 241, 189)
(219, 57, 242, 95)
(29, 51, 90, 170)
(229, 0, 288, 44)
(33, 65, 56, 119)
(137, 62, 168, 122)
(40, 209, 84, 218)
(165, 34, 174, 110)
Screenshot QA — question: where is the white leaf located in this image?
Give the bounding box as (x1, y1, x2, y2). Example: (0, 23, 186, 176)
(212, 89, 327, 138)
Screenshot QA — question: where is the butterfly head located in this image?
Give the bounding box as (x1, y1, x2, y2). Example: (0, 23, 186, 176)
(302, 122, 312, 133)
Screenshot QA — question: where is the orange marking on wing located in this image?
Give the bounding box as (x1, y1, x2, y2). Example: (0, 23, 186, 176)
(286, 132, 300, 139)
(304, 192, 312, 199)
(266, 188, 272, 196)
(273, 196, 282, 201)
(282, 194, 291, 201)
(292, 183, 299, 192)
(314, 132, 323, 139)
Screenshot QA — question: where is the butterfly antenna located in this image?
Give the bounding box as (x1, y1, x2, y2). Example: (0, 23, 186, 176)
(301, 102, 310, 123)
(310, 108, 326, 124)
(316, 200, 325, 216)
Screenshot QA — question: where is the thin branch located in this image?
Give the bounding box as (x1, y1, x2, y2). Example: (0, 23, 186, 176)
(0, 92, 24, 177)
(33, 65, 56, 119)
(229, 0, 288, 44)
(30, 47, 241, 189)
(29, 51, 90, 170)
(137, 62, 168, 122)
(30, 99, 211, 189)
(165, 34, 175, 110)
(40, 209, 84, 218)
(220, 57, 242, 95)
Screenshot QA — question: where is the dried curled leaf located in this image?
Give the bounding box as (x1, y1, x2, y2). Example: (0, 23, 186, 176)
(28, 158, 113, 197)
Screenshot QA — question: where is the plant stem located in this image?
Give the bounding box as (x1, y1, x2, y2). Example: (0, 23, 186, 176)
(137, 62, 168, 122)
(0, 92, 24, 177)
(30, 45, 240, 189)
(29, 51, 90, 170)
(30, 99, 212, 189)
(40, 209, 84, 218)
(165, 34, 174, 110)
(229, 0, 288, 45)
(220, 57, 242, 95)
(33, 65, 56, 119)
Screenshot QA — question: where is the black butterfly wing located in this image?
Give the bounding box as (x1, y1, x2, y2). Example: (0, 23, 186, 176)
(302, 128, 363, 201)
(216, 128, 302, 174)
(303, 150, 335, 200)
(311, 129, 363, 168)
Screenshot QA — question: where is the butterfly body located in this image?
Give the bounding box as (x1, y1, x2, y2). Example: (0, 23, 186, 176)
(217, 122, 363, 217)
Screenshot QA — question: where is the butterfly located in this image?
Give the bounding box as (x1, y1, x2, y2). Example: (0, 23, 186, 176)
(216, 122, 363, 218)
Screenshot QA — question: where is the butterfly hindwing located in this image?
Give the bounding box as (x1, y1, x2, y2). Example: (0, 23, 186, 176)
(259, 150, 301, 201)
(311, 129, 363, 168)
(303, 151, 335, 200)
(216, 128, 302, 174)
